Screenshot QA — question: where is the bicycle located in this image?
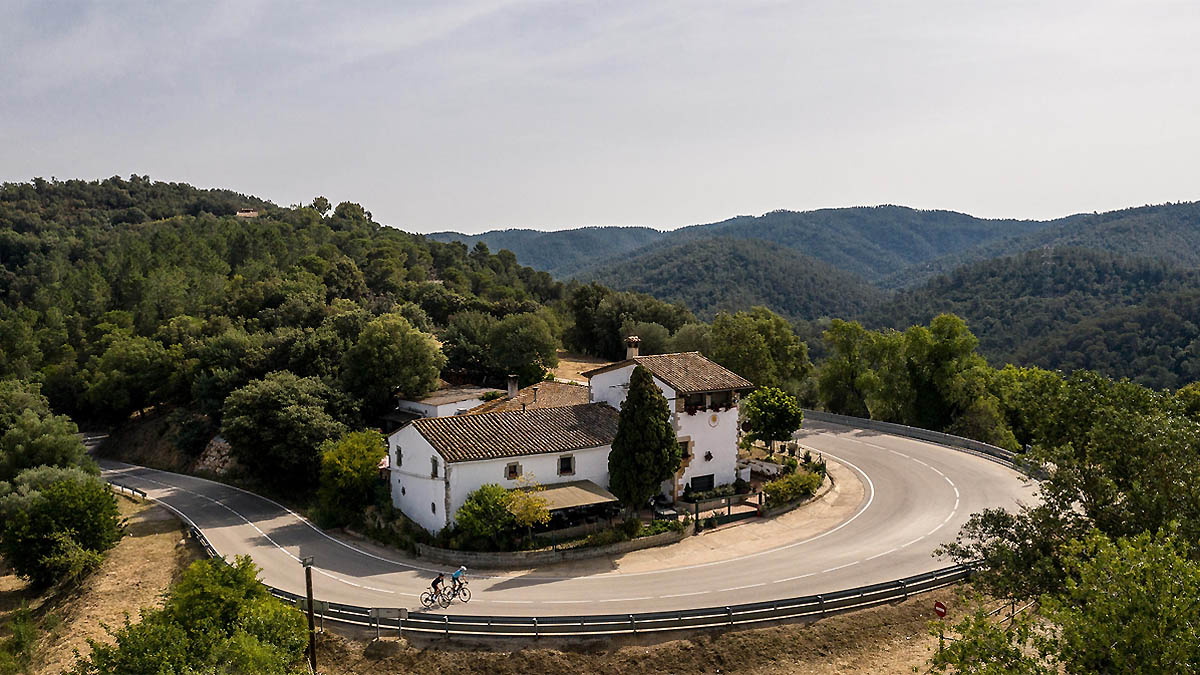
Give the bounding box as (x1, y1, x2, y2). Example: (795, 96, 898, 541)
(420, 587, 451, 609)
(447, 579, 471, 604)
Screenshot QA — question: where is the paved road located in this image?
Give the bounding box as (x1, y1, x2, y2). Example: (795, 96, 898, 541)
(99, 421, 1034, 617)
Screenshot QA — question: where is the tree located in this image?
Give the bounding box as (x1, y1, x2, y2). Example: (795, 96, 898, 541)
(931, 528, 1200, 674)
(668, 323, 712, 355)
(0, 467, 122, 588)
(454, 484, 517, 549)
(221, 372, 350, 490)
(74, 556, 308, 675)
(741, 387, 804, 452)
(441, 311, 498, 376)
(619, 320, 670, 355)
(0, 408, 90, 482)
(608, 365, 681, 513)
(488, 313, 558, 386)
(709, 308, 812, 394)
(84, 333, 176, 420)
(817, 319, 872, 418)
(340, 313, 445, 416)
(315, 430, 387, 528)
(508, 474, 550, 538)
(310, 196, 331, 215)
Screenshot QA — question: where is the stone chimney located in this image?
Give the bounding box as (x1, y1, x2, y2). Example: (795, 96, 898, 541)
(507, 374, 519, 398)
(625, 335, 641, 360)
(532, 385, 540, 402)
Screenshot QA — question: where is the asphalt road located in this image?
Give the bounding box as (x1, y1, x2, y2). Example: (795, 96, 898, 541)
(99, 421, 1034, 617)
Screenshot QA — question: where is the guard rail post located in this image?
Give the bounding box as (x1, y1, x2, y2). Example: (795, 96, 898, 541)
(900, 580, 908, 600)
(533, 616, 538, 638)
(629, 614, 636, 634)
(818, 594, 825, 616)
(443, 615, 449, 639)
(726, 606, 733, 625)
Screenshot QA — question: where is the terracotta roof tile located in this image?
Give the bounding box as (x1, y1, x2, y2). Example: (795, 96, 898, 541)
(412, 403, 618, 463)
(582, 352, 753, 394)
(468, 381, 589, 414)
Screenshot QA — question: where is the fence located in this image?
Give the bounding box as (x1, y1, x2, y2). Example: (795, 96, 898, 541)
(107, 481, 147, 500)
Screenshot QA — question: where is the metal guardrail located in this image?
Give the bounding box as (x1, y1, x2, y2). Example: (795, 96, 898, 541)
(802, 409, 1036, 475)
(107, 481, 147, 500)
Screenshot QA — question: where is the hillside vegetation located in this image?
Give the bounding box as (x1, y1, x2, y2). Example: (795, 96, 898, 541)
(584, 237, 886, 321)
(865, 247, 1200, 387)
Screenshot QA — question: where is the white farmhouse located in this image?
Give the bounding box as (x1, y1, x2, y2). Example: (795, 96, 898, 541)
(582, 339, 753, 500)
(387, 403, 619, 533)
(386, 337, 753, 532)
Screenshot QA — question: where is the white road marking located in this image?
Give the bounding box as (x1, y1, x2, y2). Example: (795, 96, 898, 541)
(660, 590, 710, 598)
(902, 536, 925, 548)
(774, 572, 816, 583)
(595, 597, 653, 603)
(822, 561, 859, 573)
(865, 547, 899, 561)
(720, 583, 766, 592)
(889, 449, 911, 458)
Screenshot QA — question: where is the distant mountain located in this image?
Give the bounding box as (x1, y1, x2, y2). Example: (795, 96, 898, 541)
(864, 247, 1200, 386)
(426, 226, 665, 279)
(430, 206, 1051, 284)
(885, 202, 1200, 287)
(583, 237, 887, 322)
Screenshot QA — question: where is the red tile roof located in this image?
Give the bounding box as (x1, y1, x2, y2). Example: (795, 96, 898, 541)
(468, 381, 589, 414)
(412, 403, 618, 464)
(581, 352, 753, 394)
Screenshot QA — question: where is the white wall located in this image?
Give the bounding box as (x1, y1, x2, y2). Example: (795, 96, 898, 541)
(446, 445, 612, 524)
(589, 364, 677, 409)
(674, 402, 740, 493)
(394, 397, 487, 418)
(387, 426, 449, 532)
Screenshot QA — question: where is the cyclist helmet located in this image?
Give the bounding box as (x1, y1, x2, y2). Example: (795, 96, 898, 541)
(459, 566, 467, 572)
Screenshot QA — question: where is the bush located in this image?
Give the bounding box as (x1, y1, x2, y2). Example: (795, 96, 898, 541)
(0, 467, 122, 588)
(73, 556, 308, 675)
(453, 484, 518, 550)
(763, 470, 822, 509)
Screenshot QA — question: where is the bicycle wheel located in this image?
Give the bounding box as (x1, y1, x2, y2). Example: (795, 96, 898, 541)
(420, 591, 435, 608)
(457, 586, 471, 603)
(438, 590, 452, 609)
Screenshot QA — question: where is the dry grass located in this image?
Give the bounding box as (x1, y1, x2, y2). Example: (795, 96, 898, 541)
(315, 586, 980, 674)
(0, 496, 204, 674)
(554, 351, 613, 383)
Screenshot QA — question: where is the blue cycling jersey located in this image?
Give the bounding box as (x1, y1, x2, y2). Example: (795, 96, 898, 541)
(452, 569, 464, 580)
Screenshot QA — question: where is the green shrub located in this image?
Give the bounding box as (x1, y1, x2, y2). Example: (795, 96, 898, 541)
(72, 556, 307, 675)
(453, 484, 518, 551)
(763, 470, 822, 509)
(0, 606, 37, 673)
(0, 467, 122, 588)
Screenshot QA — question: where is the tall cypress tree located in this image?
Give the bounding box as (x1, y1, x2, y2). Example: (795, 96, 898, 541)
(608, 365, 681, 513)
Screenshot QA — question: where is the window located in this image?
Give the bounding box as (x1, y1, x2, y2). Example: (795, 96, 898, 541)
(431, 456, 439, 478)
(431, 501, 436, 514)
(691, 474, 715, 492)
(684, 393, 705, 410)
(505, 462, 522, 480)
(558, 455, 575, 476)
(710, 391, 732, 409)
(395, 445, 402, 467)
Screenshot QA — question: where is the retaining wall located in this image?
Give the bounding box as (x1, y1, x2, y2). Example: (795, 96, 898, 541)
(415, 525, 691, 568)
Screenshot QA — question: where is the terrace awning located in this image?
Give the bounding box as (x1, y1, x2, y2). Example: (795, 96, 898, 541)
(524, 480, 619, 511)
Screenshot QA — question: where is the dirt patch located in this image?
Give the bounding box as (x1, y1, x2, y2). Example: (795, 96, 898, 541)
(316, 586, 981, 674)
(553, 351, 613, 383)
(0, 496, 206, 674)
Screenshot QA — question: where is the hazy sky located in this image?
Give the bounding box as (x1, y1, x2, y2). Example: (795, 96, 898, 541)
(2, 1, 1197, 233)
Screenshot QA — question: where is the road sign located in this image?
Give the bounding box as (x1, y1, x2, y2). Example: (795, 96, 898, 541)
(370, 608, 402, 620)
(934, 600, 947, 618)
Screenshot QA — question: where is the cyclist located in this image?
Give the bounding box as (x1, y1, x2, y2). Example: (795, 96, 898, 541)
(451, 565, 467, 593)
(431, 572, 446, 596)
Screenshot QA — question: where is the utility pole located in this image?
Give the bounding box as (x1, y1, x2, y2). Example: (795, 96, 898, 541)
(303, 556, 317, 673)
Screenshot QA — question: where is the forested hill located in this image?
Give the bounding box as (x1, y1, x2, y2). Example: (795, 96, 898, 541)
(426, 226, 665, 279)
(434, 206, 1049, 284)
(864, 247, 1200, 388)
(0, 176, 566, 423)
(582, 237, 886, 321)
(885, 201, 1200, 287)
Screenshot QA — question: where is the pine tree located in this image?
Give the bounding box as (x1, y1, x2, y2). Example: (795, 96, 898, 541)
(608, 365, 681, 514)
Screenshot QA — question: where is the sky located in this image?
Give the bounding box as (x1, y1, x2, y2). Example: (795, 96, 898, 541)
(1, 1, 1198, 234)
